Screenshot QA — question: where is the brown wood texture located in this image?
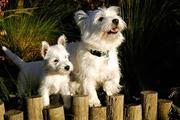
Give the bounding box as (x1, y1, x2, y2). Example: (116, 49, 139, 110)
(27, 96, 43, 120)
(126, 104, 142, 120)
(4, 110, 23, 120)
(158, 99, 172, 120)
(106, 94, 124, 120)
(72, 95, 89, 120)
(90, 106, 107, 120)
(141, 90, 158, 120)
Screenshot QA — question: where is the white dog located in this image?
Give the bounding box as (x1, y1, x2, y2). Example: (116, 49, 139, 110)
(68, 6, 126, 107)
(2, 35, 73, 108)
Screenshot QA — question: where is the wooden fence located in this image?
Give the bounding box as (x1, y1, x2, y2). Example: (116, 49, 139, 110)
(0, 90, 173, 120)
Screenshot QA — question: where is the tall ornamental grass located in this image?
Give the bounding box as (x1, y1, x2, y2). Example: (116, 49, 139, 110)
(118, 0, 180, 99)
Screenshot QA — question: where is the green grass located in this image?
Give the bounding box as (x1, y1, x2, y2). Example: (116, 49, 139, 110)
(118, 0, 180, 100)
(0, 0, 81, 61)
(0, 12, 60, 60)
(0, 77, 10, 101)
(170, 104, 180, 119)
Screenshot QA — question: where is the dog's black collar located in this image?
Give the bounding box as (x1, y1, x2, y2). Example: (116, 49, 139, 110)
(89, 49, 109, 57)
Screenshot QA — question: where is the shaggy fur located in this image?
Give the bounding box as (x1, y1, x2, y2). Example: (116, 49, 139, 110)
(2, 35, 73, 108)
(68, 6, 126, 106)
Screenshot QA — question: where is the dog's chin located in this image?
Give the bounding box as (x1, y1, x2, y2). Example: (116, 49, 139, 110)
(107, 27, 119, 34)
(59, 70, 72, 75)
(54, 71, 69, 75)
(47, 70, 71, 75)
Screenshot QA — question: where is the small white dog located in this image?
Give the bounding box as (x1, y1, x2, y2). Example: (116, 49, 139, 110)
(2, 35, 73, 108)
(68, 6, 126, 107)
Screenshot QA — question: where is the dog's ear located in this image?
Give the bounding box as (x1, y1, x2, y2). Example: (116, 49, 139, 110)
(41, 41, 49, 58)
(108, 6, 120, 15)
(57, 34, 66, 46)
(74, 10, 88, 31)
(119, 18, 127, 31)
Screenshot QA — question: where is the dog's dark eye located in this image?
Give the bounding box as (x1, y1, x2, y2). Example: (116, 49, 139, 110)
(98, 17, 104, 22)
(54, 59, 59, 63)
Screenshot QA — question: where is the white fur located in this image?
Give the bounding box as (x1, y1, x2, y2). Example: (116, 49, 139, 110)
(2, 35, 73, 108)
(68, 6, 126, 107)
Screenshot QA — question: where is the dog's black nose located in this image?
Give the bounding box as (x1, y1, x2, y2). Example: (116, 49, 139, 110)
(64, 65, 70, 71)
(112, 19, 119, 25)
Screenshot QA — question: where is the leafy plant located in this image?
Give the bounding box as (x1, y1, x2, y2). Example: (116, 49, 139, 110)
(33, 0, 81, 41)
(0, 0, 83, 61)
(118, 0, 180, 100)
(169, 104, 180, 120)
(0, 11, 60, 60)
(0, 77, 9, 101)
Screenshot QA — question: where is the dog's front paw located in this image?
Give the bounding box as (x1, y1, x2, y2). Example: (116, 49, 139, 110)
(43, 99, 50, 107)
(41, 93, 50, 107)
(103, 81, 122, 96)
(69, 81, 80, 95)
(89, 98, 101, 107)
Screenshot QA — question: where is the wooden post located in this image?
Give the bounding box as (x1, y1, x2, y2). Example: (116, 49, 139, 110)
(106, 94, 124, 120)
(4, 110, 23, 120)
(0, 101, 5, 120)
(141, 90, 158, 120)
(43, 105, 65, 120)
(27, 96, 43, 120)
(126, 104, 142, 120)
(72, 95, 89, 120)
(90, 106, 107, 120)
(158, 99, 172, 120)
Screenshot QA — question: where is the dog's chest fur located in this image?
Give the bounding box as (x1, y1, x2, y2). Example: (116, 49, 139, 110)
(41, 75, 69, 94)
(86, 51, 118, 83)
(68, 42, 119, 84)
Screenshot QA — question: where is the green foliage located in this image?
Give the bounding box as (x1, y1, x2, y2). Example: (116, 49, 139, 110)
(169, 104, 180, 120)
(0, 14, 57, 60)
(0, 77, 9, 101)
(0, 11, 60, 60)
(0, 0, 82, 61)
(0, 74, 17, 102)
(118, 0, 180, 98)
(33, 0, 81, 41)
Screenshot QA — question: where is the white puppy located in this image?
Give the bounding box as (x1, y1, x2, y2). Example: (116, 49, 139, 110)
(2, 35, 73, 108)
(68, 6, 126, 107)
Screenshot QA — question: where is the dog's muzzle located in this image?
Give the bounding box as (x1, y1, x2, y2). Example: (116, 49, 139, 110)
(64, 65, 70, 71)
(107, 19, 120, 34)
